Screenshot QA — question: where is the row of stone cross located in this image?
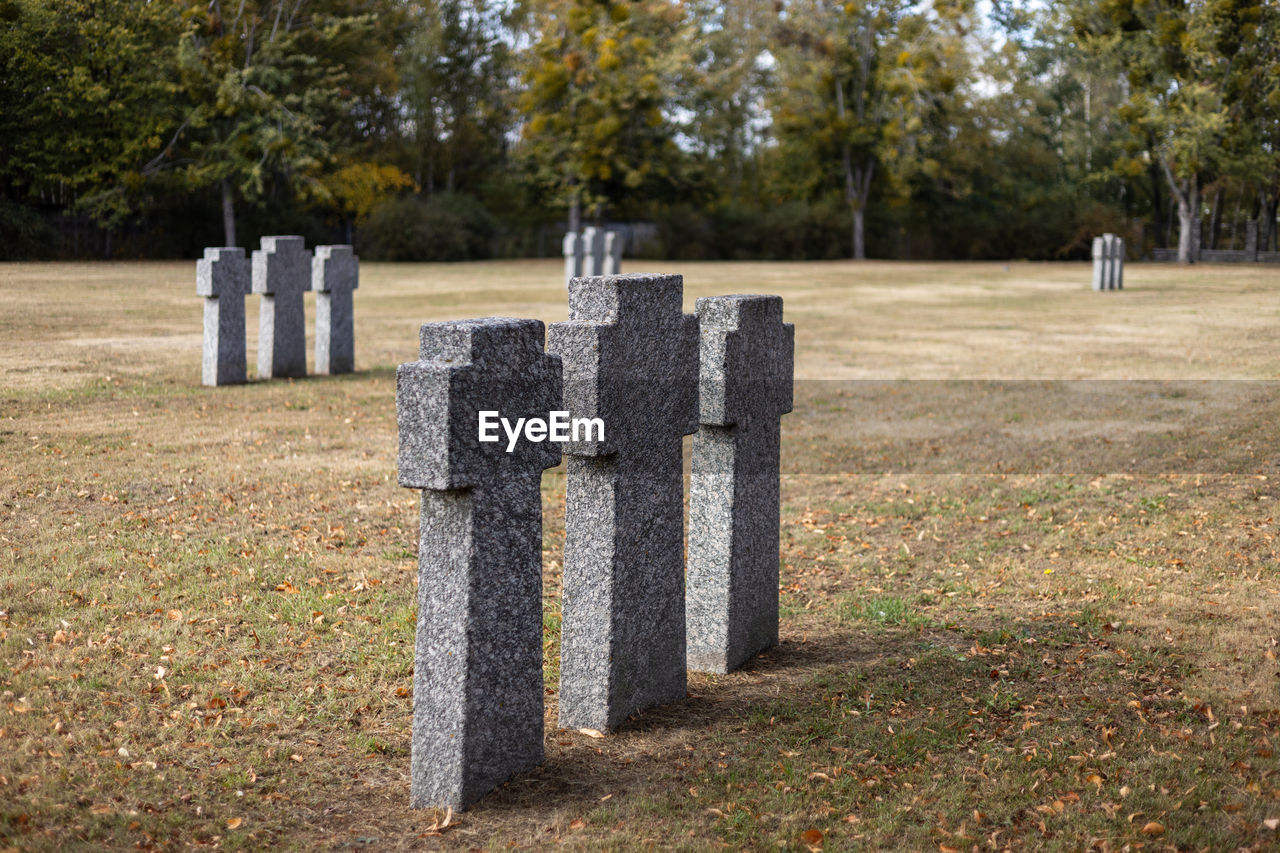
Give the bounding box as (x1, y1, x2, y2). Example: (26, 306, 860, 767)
(395, 272, 794, 811)
(196, 236, 360, 386)
(1091, 233, 1125, 291)
(563, 227, 624, 285)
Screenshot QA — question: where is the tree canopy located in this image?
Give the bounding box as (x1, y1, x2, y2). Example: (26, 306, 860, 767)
(1, 0, 1276, 262)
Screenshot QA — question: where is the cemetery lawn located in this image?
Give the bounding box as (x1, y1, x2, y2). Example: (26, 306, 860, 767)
(3, 258, 1280, 851)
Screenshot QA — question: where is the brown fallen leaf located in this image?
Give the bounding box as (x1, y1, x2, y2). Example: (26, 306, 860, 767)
(90, 804, 111, 815)
(1141, 821, 1165, 836)
(569, 818, 586, 830)
(577, 728, 605, 739)
(289, 754, 303, 762)
(166, 609, 182, 622)
(226, 817, 242, 829)
(800, 828, 824, 847)
(1263, 818, 1279, 831)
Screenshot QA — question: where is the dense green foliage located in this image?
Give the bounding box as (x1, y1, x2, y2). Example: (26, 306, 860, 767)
(1, 0, 1276, 261)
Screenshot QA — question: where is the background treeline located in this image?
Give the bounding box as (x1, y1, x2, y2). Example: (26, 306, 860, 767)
(1, 0, 1277, 262)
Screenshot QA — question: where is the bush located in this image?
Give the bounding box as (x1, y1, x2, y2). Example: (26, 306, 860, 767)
(0, 199, 55, 260)
(358, 193, 498, 262)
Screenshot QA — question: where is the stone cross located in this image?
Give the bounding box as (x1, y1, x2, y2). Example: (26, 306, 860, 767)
(563, 232, 583, 285)
(252, 236, 310, 378)
(581, 226, 604, 277)
(548, 273, 699, 732)
(1106, 233, 1124, 289)
(196, 247, 250, 386)
(687, 295, 794, 674)
(602, 231, 623, 275)
(1091, 237, 1106, 291)
(312, 245, 359, 375)
(397, 317, 562, 810)
(1092, 233, 1123, 291)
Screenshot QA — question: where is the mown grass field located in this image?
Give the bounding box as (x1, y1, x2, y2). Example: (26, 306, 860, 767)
(3, 259, 1280, 851)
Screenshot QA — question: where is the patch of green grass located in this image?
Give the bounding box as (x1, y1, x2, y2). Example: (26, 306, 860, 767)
(841, 595, 930, 629)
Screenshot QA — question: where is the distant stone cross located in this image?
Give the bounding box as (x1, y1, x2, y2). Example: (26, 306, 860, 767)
(1092, 233, 1124, 291)
(687, 295, 794, 673)
(581, 226, 604, 277)
(252, 236, 310, 378)
(1108, 234, 1125, 289)
(312, 245, 359, 375)
(602, 231, 622, 275)
(196, 247, 250, 386)
(563, 231, 583, 285)
(396, 317, 562, 810)
(548, 273, 699, 732)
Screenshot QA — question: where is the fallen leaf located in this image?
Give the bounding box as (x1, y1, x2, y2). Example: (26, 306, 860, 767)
(570, 818, 586, 830)
(1141, 821, 1165, 836)
(289, 754, 303, 762)
(1264, 818, 1279, 831)
(226, 817, 242, 829)
(90, 804, 111, 815)
(394, 687, 410, 698)
(800, 828, 824, 847)
(577, 728, 605, 739)
(166, 609, 182, 622)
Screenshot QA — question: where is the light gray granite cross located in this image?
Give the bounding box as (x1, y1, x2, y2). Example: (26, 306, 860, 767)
(1091, 237, 1106, 292)
(602, 231, 622, 275)
(581, 226, 604, 277)
(1108, 234, 1125, 289)
(563, 232, 583, 285)
(312, 245, 359, 375)
(549, 273, 699, 732)
(196, 247, 250, 386)
(396, 317, 562, 810)
(252, 236, 310, 378)
(687, 295, 794, 674)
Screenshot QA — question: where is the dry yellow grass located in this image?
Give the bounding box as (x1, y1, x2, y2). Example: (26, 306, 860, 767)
(3, 259, 1280, 851)
(3, 259, 1279, 391)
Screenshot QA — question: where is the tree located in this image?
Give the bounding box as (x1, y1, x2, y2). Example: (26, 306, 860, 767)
(0, 0, 181, 236)
(397, 0, 515, 198)
(1068, 0, 1277, 264)
(517, 0, 693, 230)
(148, 0, 402, 246)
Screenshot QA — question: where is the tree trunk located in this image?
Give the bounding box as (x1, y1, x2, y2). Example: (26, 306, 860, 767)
(221, 179, 237, 247)
(1175, 180, 1199, 264)
(1149, 162, 1165, 247)
(1161, 158, 1197, 265)
(852, 204, 865, 260)
(1266, 191, 1279, 252)
(568, 191, 581, 236)
(1208, 185, 1222, 250)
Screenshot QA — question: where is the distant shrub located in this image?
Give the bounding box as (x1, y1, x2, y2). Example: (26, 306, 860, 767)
(358, 193, 498, 261)
(646, 198, 851, 260)
(0, 199, 55, 260)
